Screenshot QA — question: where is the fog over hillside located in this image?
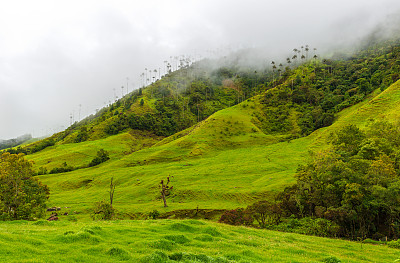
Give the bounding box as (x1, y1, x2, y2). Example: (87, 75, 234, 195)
(0, 0, 399, 139)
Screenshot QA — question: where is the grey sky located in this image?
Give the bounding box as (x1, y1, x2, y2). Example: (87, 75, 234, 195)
(0, 0, 399, 139)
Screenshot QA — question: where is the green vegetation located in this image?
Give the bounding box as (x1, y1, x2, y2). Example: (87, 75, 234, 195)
(0, 134, 32, 150)
(3, 35, 400, 261)
(0, 219, 399, 263)
(279, 121, 400, 240)
(0, 153, 49, 220)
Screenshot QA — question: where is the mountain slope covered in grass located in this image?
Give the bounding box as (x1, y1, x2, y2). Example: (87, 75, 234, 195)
(16, 37, 400, 220)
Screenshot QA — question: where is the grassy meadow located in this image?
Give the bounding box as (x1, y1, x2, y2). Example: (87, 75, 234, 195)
(0, 219, 398, 263)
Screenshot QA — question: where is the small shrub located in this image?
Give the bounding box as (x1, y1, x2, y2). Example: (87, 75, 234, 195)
(149, 209, 160, 219)
(49, 162, 75, 174)
(89, 149, 110, 167)
(388, 240, 400, 249)
(91, 201, 114, 220)
(219, 208, 252, 226)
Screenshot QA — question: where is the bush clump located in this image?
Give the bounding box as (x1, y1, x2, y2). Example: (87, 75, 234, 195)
(91, 201, 114, 220)
(218, 208, 252, 226)
(89, 149, 110, 167)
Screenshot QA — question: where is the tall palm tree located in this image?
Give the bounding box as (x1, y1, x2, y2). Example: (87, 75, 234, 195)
(286, 58, 291, 68)
(271, 61, 276, 83)
(305, 45, 309, 60)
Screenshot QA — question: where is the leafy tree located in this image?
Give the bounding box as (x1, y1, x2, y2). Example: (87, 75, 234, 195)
(0, 153, 49, 220)
(247, 200, 282, 228)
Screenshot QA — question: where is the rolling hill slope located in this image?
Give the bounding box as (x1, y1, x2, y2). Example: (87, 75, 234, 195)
(25, 78, 400, 219)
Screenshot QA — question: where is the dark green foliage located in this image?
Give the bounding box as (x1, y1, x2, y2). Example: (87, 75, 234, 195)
(273, 217, 340, 237)
(149, 209, 160, 219)
(49, 162, 75, 174)
(28, 139, 55, 154)
(75, 127, 89, 143)
(258, 39, 400, 136)
(89, 149, 110, 167)
(0, 153, 49, 220)
(278, 122, 400, 240)
(91, 200, 114, 220)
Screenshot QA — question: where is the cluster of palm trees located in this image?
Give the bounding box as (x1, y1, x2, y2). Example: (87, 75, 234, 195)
(270, 45, 318, 82)
(138, 55, 196, 88)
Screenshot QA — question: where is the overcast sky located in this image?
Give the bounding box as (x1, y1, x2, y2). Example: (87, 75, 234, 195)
(1, 0, 399, 139)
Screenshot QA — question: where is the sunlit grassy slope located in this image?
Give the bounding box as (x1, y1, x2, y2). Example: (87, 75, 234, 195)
(29, 81, 400, 218)
(0, 219, 398, 263)
(27, 130, 162, 171)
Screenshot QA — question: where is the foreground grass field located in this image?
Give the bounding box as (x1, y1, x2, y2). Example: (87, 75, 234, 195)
(0, 219, 398, 263)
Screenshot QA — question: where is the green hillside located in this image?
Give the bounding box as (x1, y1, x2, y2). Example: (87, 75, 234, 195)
(3, 37, 400, 263)
(16, 38, 400, 221)
(22, 78, 399, 222)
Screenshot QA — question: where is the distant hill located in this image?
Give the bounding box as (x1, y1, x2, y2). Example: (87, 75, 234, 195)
(0, 134, 32, 150)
